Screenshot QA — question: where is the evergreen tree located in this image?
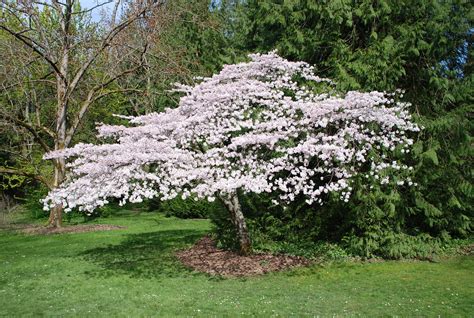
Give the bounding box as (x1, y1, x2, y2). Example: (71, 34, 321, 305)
(218, 0, 473, 257)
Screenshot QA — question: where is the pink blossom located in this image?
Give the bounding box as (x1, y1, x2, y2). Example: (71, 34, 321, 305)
(43, 51, 420, 213)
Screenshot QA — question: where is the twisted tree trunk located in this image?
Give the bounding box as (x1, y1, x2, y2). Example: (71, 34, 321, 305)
(220, 191, 251, 255)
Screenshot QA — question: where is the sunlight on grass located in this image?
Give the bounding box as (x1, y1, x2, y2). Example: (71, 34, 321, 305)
(0, 210, 472, 316)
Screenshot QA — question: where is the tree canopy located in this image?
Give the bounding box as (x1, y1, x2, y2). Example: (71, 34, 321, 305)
(44, 52, 420, 253)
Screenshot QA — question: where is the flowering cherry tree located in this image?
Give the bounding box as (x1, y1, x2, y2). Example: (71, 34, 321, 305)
(44, 52, 420, 255)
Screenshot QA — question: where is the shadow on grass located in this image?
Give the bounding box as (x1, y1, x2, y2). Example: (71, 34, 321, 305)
(80, 229, 206, 279)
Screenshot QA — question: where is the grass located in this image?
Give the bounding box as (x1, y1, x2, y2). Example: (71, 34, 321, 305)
(0, 210, 473, 316)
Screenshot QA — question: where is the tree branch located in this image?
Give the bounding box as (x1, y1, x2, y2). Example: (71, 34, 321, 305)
(64, 86, 143, 146)
(0, 113, 51, 153)
(66, 2, 158, 97)
(72, 1, 113, 15)
(0, 26, 64, 81)
(0, 167, 52, 189)
(64, 42, 148, 146)
(1, 79, 56, 90)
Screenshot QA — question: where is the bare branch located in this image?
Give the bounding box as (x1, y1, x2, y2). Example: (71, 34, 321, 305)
(110, 0, 120, 28)
(66, 2, 158, 97)
(0, 25, 63, 80)
(64, 84, 144, 146)
(0, 113, 51, 153)
(0, 167, 52, 189)
(31, 1, 57, 10)
(64, 41, 148, 147)
(72, 0, 113, 15)
(1, 79, 55, 90)
(37, 125, 56, 139)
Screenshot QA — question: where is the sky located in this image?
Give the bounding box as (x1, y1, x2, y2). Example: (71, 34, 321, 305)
(79, 0, 117, 21)
(79, 0, 115, 10)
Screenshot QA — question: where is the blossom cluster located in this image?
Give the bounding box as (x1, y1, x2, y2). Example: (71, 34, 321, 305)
(43, 51, 420, 213)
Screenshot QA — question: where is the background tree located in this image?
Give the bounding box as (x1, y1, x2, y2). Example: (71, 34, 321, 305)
(115, 0, 235, 115)
(0, 0, 161, 226)
(216, 0, 473, 257)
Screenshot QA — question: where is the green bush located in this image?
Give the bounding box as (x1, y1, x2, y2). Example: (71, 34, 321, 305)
(209, 187, 468, 259)
(149, 195, 222, 219)
(23, 184, 49, 219)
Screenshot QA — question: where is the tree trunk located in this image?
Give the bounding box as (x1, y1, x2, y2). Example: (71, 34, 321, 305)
(220, 192, 252, 255)
(48, 2, 70, 228)
(47, 157, 65, 227)
(48, 43, 68, 227)
(48, 87, 67, 228)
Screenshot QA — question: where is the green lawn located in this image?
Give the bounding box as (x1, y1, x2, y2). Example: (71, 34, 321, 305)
(0, 210, 472, 317)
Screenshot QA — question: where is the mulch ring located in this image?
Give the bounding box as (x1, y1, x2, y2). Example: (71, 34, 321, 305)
(16, 224, 126, 235)
(176, 236, 311, 277)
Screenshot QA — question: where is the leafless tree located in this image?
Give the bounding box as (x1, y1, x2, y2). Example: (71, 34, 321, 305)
(0, 0, 161, 226)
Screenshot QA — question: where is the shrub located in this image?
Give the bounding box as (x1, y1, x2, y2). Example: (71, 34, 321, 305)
(150, 195, 222, 219)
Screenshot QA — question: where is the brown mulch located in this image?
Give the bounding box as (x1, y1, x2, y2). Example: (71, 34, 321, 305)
(176, 236, 311, 277)
(17, 224, 126, 235)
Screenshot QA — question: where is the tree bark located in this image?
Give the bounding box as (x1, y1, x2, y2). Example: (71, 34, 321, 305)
(48, 73, 67, 227)
(220, 192, 252, 255)
(48, 104, 66, 227)
(47, 157, 65, 227)
(46, 0, 71, 228)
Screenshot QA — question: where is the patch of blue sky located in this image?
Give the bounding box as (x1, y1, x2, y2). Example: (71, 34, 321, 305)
(78, 0, 117, 21)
